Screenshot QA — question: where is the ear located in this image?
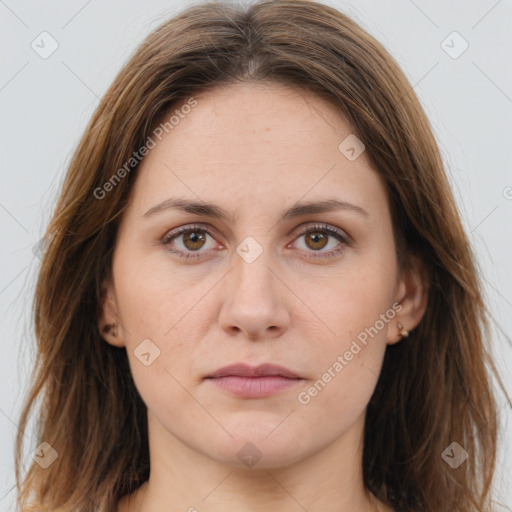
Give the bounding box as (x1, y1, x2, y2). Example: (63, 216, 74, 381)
(386, 254, 429, 345)
(97, 276, 126, 348)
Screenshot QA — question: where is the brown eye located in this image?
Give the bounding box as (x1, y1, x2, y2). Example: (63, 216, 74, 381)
(293, 224, 349, 258)
(162, 225, 217, 259)
(163, 223, 348, 261)
(304, 231, 329, 250)
(182, 231, 207, 251)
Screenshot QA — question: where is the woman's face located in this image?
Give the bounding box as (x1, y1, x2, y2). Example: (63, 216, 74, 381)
(101, 82, 420, 469)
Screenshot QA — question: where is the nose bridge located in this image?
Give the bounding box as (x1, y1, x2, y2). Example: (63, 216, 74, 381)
(230, 235, 277, 303)
(219, 234, 290, 338)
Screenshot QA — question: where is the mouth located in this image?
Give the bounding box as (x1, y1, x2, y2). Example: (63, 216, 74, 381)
(205, 363, 304, 398)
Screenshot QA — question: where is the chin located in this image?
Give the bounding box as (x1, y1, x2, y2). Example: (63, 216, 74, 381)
(203, 427, 312, 470)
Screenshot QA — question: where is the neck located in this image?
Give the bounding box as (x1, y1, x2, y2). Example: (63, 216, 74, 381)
(119, 411, 390, 512)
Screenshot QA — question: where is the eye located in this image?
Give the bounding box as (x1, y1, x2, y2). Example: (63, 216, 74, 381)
(162, 224, 219, 259)
(162, 223, 349, 260)
(291, 223, 349, 258)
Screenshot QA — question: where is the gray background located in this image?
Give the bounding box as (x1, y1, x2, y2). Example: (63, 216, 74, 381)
(1, 0, 511, 510)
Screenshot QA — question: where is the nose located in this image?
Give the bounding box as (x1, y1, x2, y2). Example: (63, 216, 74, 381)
(218, 250, 291, 341)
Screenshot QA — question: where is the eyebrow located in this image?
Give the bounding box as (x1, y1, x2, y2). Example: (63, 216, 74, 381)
(143, 197, 369, 222)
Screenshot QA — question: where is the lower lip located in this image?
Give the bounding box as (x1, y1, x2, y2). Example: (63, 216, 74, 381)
(207, 376, 303, 398)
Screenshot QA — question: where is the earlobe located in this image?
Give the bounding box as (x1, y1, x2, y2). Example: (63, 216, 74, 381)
(387, 255, 429, 345)
(102, 322, 118, 337)
(397, 322, 409, 339)
(97, 278, 125, 347)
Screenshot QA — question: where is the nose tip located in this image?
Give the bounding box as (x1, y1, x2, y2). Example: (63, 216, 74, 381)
(219, 259, 291, 341)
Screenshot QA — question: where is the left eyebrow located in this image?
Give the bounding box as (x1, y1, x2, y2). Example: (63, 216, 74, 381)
(142, 197, 369, 222)
(281, 198, 369, 220)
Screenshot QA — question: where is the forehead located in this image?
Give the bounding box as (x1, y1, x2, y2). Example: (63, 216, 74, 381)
(127, 82, 388, 220)
(163, 82, 355, 163)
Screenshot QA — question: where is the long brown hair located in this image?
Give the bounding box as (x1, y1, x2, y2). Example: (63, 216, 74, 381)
(15, 1, 507, 510)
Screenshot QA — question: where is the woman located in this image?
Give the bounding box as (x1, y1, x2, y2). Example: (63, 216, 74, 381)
(15, 1, 507, 510)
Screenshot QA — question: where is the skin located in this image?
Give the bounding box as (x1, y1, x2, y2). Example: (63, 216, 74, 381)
(100, 82, 428, 512)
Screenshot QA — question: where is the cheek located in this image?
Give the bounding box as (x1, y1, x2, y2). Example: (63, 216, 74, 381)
(111, 246, 224, 402)
(295, 250, 396, 414)
(293, 355, 380, 455)
(113, 244, 209, 340)
(298, 290, 391, 418)
(305, 249, 397, 348)
(294, 277, 395, 437)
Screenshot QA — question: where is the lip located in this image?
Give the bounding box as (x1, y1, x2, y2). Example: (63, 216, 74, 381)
(207, 363, 301, 379)
(205, 363, 303, 398)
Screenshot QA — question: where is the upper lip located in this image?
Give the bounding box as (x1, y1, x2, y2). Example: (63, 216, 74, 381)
(207, 363, 301, 379)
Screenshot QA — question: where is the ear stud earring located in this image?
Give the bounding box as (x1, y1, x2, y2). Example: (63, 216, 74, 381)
(397, 322, 409, 338)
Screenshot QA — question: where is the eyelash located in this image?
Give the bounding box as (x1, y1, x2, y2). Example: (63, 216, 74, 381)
(161, 223, 350, 260)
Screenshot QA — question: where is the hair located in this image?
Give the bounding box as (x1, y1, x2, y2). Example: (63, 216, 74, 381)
(15, 1, 507, 511)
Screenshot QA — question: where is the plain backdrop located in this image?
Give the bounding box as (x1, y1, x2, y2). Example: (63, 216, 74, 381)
(1, 0, 511, 510)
